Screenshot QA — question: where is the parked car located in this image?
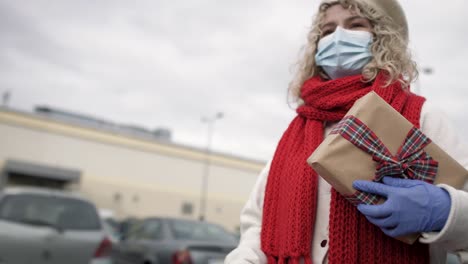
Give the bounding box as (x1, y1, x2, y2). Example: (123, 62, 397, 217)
(113, 217, 238, 264)
(0, 187, 113, 264)
(102, 219, 121, 245)
(118, 217, 141, 240)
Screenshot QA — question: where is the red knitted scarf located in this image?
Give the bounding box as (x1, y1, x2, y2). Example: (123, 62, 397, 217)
(260, 73, 429, 264)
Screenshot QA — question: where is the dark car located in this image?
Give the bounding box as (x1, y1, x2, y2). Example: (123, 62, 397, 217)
(113, 217, 238, 264)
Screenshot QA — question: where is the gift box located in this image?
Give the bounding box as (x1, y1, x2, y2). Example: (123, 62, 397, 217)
(307, 91, 468, 244)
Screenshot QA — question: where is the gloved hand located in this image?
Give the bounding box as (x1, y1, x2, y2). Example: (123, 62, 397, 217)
(352, 177, 451, 237)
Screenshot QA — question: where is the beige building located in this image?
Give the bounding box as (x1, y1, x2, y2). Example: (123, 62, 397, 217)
(0, 107, 265, 232)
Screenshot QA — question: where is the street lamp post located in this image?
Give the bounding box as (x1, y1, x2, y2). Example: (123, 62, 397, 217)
(199, 112, 223, 221)
(413, 66, 434, 94)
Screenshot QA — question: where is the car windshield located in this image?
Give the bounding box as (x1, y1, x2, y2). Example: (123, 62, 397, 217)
(0, 193, 101, 231)
(169, 219, 237, 243)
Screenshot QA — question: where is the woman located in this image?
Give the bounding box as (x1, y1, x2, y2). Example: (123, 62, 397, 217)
(225, 0, 468, 263)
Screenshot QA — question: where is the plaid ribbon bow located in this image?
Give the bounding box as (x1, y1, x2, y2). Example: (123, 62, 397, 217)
(330, 115, 439, 205)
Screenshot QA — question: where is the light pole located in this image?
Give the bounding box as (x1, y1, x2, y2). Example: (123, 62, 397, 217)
(2, 90, 11, 107)
(413, 67, 434, 95)
(199, 112, 223, 221)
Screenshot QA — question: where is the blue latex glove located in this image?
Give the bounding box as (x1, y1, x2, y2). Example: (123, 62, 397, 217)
(352, 177, 451, 237)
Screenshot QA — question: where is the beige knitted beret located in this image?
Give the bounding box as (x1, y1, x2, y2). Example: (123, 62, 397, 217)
(321, 0, 408, 41)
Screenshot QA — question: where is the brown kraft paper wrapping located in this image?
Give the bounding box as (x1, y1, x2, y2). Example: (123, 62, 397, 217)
(307, 91, 468, 244)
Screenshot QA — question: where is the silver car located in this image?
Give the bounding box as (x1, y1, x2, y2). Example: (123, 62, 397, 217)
(0, 187, 112, 264)
(113, 217, 238, 264)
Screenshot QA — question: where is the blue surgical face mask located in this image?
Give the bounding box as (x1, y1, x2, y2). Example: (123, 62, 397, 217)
(315, 27, 373, 80)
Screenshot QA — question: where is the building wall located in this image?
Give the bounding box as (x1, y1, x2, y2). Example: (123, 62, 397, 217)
(0, 109, 264, 232)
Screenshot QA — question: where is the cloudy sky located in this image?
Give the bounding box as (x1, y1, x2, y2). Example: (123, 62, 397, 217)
(1, 0, 468, 161)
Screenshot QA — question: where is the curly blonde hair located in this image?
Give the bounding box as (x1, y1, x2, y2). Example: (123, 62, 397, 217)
(288, 0, 418, 102)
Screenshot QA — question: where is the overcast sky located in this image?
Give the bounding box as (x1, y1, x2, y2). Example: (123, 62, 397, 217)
(1, 0, 468, 161)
